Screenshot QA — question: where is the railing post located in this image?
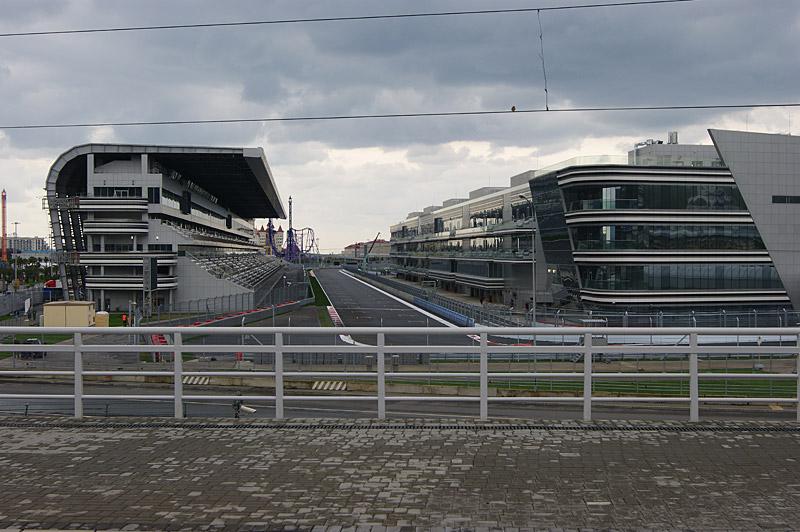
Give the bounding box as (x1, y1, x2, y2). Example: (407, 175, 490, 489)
(796, 335, 800, 423)
(74, 332, 83, 419)
(690, 332, 699, 422)
(377, 332, 386, 419)
(583, 333, 592, 422)
(275, 332, 284, 419)
(480, 332, 488, 420)
(174, 332, 183, 419)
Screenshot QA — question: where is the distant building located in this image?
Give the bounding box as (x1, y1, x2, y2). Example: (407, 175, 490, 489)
(7, 236, 49, 253)
(390, 129, 800, 312)
(255, 225, 268, 250)
(343, 239, 390, 259)
(267, 225, 284, 256)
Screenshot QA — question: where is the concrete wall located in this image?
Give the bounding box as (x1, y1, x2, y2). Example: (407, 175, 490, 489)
(711, 129, 800, 310)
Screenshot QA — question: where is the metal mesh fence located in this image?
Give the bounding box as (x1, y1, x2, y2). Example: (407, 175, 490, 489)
(347, 266, 800, 328)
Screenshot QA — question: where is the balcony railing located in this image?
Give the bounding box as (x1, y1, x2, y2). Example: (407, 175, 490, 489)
(391, 249, 532, 260)
(1, 326, 798, 422)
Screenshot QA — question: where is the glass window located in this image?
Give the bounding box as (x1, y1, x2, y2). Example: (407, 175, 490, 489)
(579, 263, 783, 291)
(570, 224, 766, 251)
(563, 184, 747, 212)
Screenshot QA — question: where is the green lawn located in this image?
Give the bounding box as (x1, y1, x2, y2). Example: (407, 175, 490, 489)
(308, 272, 331, 307)
(317, 307, 334, 327)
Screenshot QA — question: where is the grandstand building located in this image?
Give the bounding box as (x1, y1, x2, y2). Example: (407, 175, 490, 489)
(46, 144, 286, 312)
(390, 129, 800, 312)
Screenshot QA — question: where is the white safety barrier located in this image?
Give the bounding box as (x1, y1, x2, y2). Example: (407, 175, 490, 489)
(0, 326, 798, 422)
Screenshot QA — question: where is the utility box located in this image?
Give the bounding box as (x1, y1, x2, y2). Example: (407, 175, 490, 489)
(95, 311, 110, 327)
(43, 301, 96, 327)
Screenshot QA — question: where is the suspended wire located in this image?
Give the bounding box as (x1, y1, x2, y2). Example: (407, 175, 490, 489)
(0, 102, 798, 130)
(0, 0, 698, 38)
(537, 10, 550, 111)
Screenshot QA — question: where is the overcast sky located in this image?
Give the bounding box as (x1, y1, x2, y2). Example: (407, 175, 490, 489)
(0, 0, 798, 252)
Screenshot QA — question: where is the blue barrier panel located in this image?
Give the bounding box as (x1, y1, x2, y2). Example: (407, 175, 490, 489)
(412, 297, 474, 327)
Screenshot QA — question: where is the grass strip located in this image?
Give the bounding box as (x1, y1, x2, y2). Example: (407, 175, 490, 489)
(387, 377, 796, 398)
(308, 272, 331, 307)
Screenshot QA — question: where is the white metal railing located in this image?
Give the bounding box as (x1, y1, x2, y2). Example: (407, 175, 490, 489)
(1, 326, 799, 422)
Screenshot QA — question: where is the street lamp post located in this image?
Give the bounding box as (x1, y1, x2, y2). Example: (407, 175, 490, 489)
(518, 195, 536, 326)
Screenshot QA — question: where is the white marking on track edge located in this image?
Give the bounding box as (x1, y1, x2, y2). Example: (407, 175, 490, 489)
(338, 270, 457, 328)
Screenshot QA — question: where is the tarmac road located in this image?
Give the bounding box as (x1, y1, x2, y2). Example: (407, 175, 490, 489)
(189, 268, 470, 349)
(0, 381, 794, 422)
(313, 268, 475, 346)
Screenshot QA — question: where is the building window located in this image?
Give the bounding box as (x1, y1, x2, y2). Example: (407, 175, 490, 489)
(162, 189, 181, 210)
(148, 244, 172, 251)
(563, 184, 747, 212)
(570, 224, 766, 251)
(93, 186, 142, 198)
(147, 187, 160, 204)
(579, 263, 784, 291)
(772, 195, 800, 204)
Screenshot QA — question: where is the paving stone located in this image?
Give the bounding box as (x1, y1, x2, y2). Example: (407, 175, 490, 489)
(0, 417, 799, 529)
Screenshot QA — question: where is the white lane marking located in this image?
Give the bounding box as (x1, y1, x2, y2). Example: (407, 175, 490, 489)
(338, 270, 457, 328)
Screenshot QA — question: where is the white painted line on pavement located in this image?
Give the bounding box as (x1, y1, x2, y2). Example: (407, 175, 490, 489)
(339, 270, 457, 328)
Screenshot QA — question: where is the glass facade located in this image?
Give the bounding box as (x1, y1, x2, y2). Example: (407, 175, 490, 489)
(563, 184, 747, 212)
(580, 263, 783, 291)
(531, 173, 581, 306)
(457, 261, 502, 278)
(429, 259, 452, 272)
(470, 207, 503, 227)
(571, 224, 766, 251)
(511, 201, 533, 221)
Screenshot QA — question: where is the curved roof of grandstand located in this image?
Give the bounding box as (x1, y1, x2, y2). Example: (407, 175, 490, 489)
(46, 143, 285, 218)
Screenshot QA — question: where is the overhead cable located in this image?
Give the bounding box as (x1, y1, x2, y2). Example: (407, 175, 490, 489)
(0, 0, 697, 38)
(0, 102, 797, 130)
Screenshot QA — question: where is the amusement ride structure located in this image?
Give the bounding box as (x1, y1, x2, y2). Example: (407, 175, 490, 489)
(267, 196, 317, 261)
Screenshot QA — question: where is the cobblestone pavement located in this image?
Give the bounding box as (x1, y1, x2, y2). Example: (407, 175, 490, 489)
(0, 417, 799, 531)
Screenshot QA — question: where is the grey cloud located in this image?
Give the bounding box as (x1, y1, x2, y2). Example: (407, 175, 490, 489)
(0, 0, 797, 247)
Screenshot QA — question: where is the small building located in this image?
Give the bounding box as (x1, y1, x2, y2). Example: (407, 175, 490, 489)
(43, 301, 96, 327)
(343, 239, 390, 259)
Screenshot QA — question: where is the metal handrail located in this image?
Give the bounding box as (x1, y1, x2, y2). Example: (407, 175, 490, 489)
(0, 326, 798, 422)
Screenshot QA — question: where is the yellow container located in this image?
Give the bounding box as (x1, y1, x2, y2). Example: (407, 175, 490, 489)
(95, 311, 110, 327)
(43, 301, 96, 327)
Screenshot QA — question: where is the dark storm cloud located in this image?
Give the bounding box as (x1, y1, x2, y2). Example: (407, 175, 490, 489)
(0, 0, 796, 153)
(0, 0, 797, 247)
